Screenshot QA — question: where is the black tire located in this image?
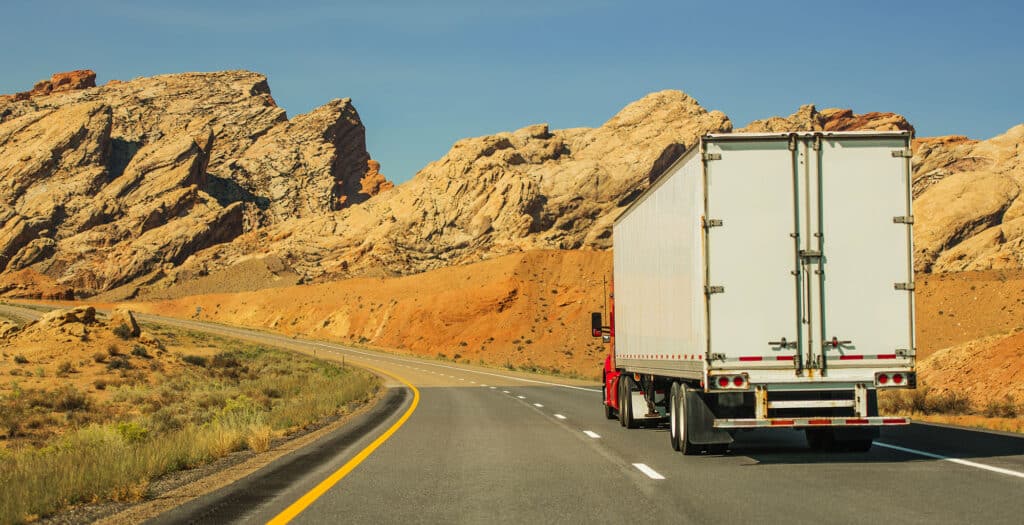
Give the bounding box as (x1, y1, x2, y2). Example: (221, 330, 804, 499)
(602, 384, 617, 420)
(669, 382, 681, 451)
(678, 383, 699, 455)
(621, 375, 638, 429)
(617, 376, 626, 427)
(806, 428, 836, 451)
(841, 439, 874, 453)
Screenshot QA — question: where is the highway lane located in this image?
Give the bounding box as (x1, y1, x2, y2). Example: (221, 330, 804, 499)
(2, 303, 1023, 523)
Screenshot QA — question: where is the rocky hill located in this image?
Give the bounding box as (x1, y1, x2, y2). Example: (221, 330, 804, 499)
(140, 90, 732, 298)
(0, 70, 392, 297)
(3, 69, 1024, 300)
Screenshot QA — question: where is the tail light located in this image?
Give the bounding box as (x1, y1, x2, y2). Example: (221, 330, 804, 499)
(710, 374, 749, 390)
(876, 371, 914, 388)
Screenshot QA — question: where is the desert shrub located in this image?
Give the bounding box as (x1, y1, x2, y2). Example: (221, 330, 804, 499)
(106, 344, 121, 356)
(130, 345, 150, 359)
(94, 379, 108, 390)
(210, 353, 240, 369)
(106, 356, 132, 371)
(984, 396, 1019, 418)
(56, 361, 75, 377)
(112, 324, 133, 339)
(115, 422, 149, 443)
(182, 355, 207, 367)
(93, 352, 107, 363)
(54, 386, 90, 412)
(13, 355, 28, 364)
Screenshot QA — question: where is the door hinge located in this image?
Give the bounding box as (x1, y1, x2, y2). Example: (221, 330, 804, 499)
(705, 285, 725, 295)
(894, 282, 915, 291)
(893, 215, 915, 224)
(702, 152, 722, 161)
(895, 348, 915, 358)
(703, 218, 723, 229)
(891, 148, 913, 158)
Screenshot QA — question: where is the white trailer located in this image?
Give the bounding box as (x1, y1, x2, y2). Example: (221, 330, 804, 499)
(596, 131, 916, 453)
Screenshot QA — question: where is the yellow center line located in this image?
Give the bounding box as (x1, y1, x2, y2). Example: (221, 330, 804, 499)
(266, 363, 420, 525)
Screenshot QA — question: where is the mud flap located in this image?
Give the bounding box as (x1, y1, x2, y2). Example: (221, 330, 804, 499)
(684, 389, 733, 445)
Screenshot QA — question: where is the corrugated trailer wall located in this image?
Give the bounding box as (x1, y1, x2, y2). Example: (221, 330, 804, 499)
(613, 148, 706, 379)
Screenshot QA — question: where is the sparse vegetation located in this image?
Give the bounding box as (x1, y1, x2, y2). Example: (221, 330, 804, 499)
(0, 328, 380, 524)
(13, 355, 27, 365)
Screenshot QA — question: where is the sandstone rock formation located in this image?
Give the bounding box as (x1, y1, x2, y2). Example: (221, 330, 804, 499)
(0, 70, 390, 296)
(109, 307, 141, 337)
(912, 125, 1024, 272)
(0, 70, 96, 102)
(144, 90, 733, 296)
(737, 104, 914, 133)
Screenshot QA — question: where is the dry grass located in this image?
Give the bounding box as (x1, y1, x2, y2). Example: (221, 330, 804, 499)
(879, 386, 1023, 435)
(0, 329, 379, 524)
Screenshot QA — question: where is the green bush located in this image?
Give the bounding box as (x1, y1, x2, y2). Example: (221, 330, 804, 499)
(13, 355, 28, 364)
(130, 345, 150, 359)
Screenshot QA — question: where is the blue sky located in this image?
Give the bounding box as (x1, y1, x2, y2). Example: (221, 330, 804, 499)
(2, 1, 1021, 184)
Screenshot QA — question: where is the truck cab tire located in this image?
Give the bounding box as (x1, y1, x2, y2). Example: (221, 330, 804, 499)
(602, 384, 617, 420)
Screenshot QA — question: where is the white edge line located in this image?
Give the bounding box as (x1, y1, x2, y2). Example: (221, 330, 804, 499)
(875, 442, 1024, 479)
(583, 430, 601, 439)
(632, 463, 665, 480)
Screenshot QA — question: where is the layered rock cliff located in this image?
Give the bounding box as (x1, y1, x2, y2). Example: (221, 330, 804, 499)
(146, 90, 733, 296)
(0, 70, 391, 295)
(3, 69, 1023, 299)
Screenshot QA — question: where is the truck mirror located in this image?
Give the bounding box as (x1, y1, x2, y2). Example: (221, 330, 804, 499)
(591, 312, 603, 337)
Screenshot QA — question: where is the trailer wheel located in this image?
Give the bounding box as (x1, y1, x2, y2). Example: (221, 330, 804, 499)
(621, 375, 638, 429)
(669, 382, 681, 451)
(841, 439, 874, 452)
(674, 383, 699, 455)
(806, 428, 835, 451)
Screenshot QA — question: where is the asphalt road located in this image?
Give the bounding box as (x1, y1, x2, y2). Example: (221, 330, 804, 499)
(3, 304, 1023, 524)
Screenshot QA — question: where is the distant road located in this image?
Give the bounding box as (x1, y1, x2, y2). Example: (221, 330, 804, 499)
(3, 303, 1023, 524)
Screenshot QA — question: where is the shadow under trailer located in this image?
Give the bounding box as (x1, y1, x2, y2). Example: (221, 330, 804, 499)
(595, 131, 917, 454)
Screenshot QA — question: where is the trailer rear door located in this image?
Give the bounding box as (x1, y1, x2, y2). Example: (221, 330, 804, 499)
(704, 133, 914, 378)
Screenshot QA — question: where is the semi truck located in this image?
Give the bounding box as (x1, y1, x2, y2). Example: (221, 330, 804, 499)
(593, 131, 916, 454)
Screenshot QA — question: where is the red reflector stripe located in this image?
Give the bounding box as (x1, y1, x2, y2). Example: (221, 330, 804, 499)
(738, 356, 763, 362)
(808, 419, 832, 425)
(876, 354, 897, 359)
(846, 418, 870, 425)
(838, 355, 864, 360)
(882, 418, 908, 424)
(776, 355, 794, 361)
(771, 419, 794, 426)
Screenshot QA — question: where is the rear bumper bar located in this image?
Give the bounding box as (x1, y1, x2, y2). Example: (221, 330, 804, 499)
(714, 416, 910, 429)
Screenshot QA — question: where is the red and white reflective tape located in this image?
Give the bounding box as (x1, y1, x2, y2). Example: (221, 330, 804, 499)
(713, 416, 910, 429)
(725, 354, 902, 362)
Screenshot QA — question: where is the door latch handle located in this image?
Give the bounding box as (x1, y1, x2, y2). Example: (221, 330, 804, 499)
(768, 337, 798, 349)
(824, 337, 852, 348)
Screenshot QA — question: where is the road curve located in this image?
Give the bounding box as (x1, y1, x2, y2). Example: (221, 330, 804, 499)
(3, 304, 1023, 524)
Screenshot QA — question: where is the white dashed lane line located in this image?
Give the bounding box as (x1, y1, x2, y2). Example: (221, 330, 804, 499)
(533, 403, 544, 408)
(633, 463, 665, 480)
(554, 414, 566, 420)
(583, 431, 601, 439)
(517, 395, 526, 399)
